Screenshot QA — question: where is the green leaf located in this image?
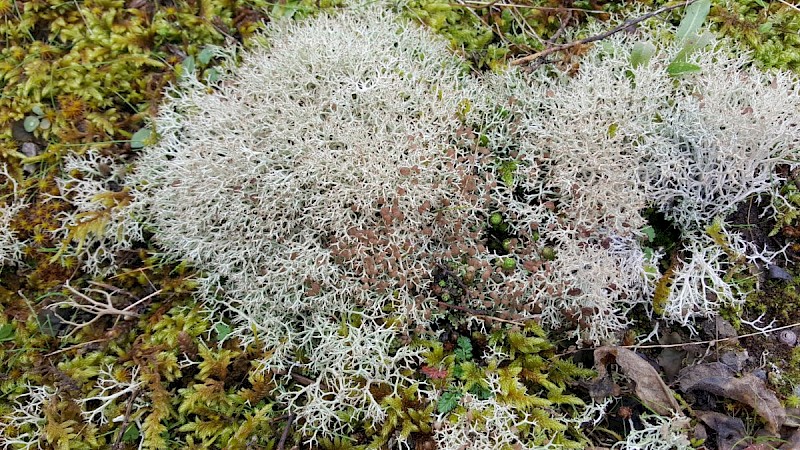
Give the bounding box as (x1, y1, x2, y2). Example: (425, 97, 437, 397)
(205, 68, 220, 84)
(0, 324, 13, 342)
(498, 160, 518, 187)
(607, 122, 619, 138)
(676, 0, 711, 43)
(271, 2, 299, 19)
(667, 61, 702, 77)
(673, 32, 714, 63)
(23, 116, 40, 132)
(122, 424, 140, 443)
(641, 225, 655, 242)
(180, 55, 196, 78)
(489, 212, 503, 227)
(630, 41, 656, 69)
(437, 389, 462, 414)
(215, 322, 232, 341)
(130, 127, 152, 149)
(468, 383, 493, 400)
(455, 336, 472, 362)
(452, 363, 464, 379)
(198, 47, 215, 65)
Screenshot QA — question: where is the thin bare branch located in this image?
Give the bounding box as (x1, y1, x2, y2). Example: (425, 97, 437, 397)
(511, 0, 695, 66)
(453, 1, 607, 14)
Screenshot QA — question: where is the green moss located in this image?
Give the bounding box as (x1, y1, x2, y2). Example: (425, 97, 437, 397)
(640, 0, 800, 70)
(0, 0, 271, 167)
(709, 0, 800, 70)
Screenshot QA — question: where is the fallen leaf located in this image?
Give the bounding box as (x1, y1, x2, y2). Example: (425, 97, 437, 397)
(695, 410, 746, 450)
(594, 346, 682, 416)
(658, 347, 685, 383)
(678, 363, 786, 434)
(779, 428, 800, 450)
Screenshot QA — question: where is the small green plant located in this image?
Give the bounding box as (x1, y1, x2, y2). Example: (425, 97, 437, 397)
(418, 323, 593, 448)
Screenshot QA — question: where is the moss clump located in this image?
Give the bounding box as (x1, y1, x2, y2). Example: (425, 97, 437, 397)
(640, 0, 800, 70)
(709, 0, 800, 71)
(0, 0, 271, 166)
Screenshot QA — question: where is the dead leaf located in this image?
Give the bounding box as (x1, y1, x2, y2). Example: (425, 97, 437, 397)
(695, 410, 746, 450)
(678, 363, 786, 435)
(779, 428, 800, 450)
(658, 347, 685, 382)
(783, 408, 800, 428)
(594, 346, 682, 416)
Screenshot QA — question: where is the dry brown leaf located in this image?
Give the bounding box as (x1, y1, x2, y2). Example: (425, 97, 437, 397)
(779, 428, 800, 450)
(695, 410, 746, 450)
(594, 346, 682, 416)
(678, 363, 786, 435)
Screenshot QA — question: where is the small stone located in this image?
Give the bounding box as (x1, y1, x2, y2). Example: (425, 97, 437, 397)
(20, 142, 39, 157)
(720, 350, 749, 372)
(703, 316, 738, 341)
(767, 264, 793, 281)
(11, 120, 34, 142)
(751, 368, 767, 382)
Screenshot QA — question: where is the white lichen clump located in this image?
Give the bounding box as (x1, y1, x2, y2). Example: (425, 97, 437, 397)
(50, 150, 141, 276)
(0, 167, 27, 266)
(611, 413, 692, 450)
(0, 383, 53, 450)
(480, 25, 800, 339)
(132, 6, 480, 441)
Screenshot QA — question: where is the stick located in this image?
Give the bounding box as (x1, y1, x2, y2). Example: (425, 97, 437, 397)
(276, 413, 295, 450)
(112, 388, 140, 450)
(436, 301, 527, 326)
(511, 0, 696, 66)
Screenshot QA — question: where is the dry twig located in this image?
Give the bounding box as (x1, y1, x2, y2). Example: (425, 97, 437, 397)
(276, 413, 296, 450)
(111, 387, 140, 450)
(511, 0, 696, 66)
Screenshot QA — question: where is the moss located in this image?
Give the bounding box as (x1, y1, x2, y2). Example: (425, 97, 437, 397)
(709, 0, 800, 70)
(639, 0, 800, 70)
(0, 0, 271, 168)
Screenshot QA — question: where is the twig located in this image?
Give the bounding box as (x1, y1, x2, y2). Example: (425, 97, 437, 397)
(777, 0, 800, 13)
(111, 388, 140, 450)
(435, 262, 471, 296)
(272, 368, 317, 387)
(511, 0, 696, 66)
(436, 301, 526, 326)
(453, 1, 607, 14)
(45, 338, 110, 357)
(557, 320, 800, 357)
(276, 413, 295, 450)
(626, 320, 800, 350)
(546, 10, 572, 45)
